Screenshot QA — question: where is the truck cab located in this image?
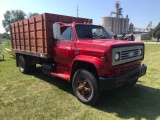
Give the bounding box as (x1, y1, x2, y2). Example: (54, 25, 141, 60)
(47, 22, 146, 105)
(52, 23, 112, 80)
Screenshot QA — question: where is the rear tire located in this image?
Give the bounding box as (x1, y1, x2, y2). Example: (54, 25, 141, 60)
(72, 69, 99, 105)
(29, 64, 36, 73)
(18, 56, 30, 74)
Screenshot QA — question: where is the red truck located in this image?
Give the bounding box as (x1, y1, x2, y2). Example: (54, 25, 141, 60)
(10, 13, 147, 105)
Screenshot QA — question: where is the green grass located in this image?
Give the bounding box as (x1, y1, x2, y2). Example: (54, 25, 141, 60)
(2, 40, 12, 48)
(142, 40, 159, 42)
(0, 43, 160, 120)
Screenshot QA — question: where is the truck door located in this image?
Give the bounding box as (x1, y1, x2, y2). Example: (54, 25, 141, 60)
(53, 26, 76, 73)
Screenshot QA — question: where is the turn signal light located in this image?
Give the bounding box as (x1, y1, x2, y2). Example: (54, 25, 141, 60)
(83, 22, 92, 25)
(101, 56, 107, 62)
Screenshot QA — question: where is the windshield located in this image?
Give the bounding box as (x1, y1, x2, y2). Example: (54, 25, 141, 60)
(75, 24, 111, 40)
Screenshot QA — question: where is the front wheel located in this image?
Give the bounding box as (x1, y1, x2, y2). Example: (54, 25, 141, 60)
(72, 69, 99, 105)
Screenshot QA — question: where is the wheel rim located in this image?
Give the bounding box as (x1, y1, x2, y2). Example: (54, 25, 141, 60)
(76, 76, 92, 99)
(20, 66, 24, 72)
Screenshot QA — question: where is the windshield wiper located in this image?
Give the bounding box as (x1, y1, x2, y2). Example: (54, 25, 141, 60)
(83, 35, 94, 38)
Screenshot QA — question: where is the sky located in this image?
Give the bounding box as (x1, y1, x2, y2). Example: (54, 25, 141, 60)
(0, 0, 160, 33)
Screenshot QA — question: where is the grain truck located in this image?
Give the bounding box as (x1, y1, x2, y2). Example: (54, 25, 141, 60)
(10, 13, 147, 105)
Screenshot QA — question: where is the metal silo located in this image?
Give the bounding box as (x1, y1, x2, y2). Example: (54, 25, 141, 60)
(102, 17, 129, 35)
(101, 2, 130, 35)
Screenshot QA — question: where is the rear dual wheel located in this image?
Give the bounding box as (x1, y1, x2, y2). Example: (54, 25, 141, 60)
(18, 55, 36, 74)
(72, 69, 99, 105)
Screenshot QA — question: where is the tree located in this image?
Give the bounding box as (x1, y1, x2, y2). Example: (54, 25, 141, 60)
(27, 13, 39, 18)
(148, 29, 154, 38)
(149, 22, 160, 41)
(2, 10, 26, 32)
(156, 31, 160, 42)
(0, 33, 2, 38)
(0, 32, 9, 39)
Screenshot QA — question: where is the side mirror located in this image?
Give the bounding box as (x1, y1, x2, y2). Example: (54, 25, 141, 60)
(53, 23, 61, 39)
(113, 35, 117, 40)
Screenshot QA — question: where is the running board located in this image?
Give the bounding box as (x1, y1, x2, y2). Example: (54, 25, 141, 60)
(50, 72, 70, 81)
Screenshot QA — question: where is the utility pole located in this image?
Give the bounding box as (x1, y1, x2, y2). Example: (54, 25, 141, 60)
(77, 5, 78, 17)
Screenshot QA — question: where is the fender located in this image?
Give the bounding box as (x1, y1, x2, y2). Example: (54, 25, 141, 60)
(71, 55, 107, 76)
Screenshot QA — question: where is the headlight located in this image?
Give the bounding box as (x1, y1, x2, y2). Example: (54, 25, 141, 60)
(139, 49, 142, 56)
(115, 52, 120, 61)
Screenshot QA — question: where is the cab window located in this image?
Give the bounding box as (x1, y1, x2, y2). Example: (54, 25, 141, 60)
(60, 26, 74, 40)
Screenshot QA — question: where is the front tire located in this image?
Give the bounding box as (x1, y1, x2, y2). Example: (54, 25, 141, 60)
(72, 69, 99, 105)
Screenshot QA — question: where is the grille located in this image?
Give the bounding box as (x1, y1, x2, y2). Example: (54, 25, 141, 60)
(121, 49, 139, 60)
(112, 45, 144, 66)
(119, 62, 140, 74)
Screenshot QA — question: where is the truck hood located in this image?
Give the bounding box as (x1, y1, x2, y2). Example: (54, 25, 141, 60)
(78, 39, 143, 47)
(77, 39, 144, 56)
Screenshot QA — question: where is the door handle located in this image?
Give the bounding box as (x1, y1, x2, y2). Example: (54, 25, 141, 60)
(65, 47, 71, 50)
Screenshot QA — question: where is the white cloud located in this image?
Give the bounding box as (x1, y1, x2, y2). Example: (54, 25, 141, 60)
(0, 22, 5, 33)
(0, 10, 5, 33)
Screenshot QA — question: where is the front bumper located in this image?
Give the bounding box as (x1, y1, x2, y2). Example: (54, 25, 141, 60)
(99, 64, 147, 90)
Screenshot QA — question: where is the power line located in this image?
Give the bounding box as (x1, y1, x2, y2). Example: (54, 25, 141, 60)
(77, 5, 78, 17)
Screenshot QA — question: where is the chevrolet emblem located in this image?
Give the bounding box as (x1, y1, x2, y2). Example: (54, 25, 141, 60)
(129, 52, 134, 57)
